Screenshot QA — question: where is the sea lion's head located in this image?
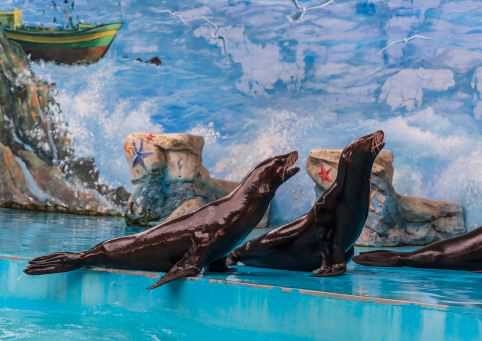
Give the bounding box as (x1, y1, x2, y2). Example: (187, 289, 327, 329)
(338, 130, 385, 190)
(342, 130, 385, 164)
(244, 151, 300, 197)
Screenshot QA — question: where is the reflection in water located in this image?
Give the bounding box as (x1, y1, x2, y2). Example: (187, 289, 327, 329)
(1, 258, 481, 340)
(0, 208, 129, 257)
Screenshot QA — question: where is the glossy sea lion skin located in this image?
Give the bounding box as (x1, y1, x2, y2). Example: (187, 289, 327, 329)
(24, 151, 300, 289)
(353, 227, 482, 271)
(227, 131, 385, 276)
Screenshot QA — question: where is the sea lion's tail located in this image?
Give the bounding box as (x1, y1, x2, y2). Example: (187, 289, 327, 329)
(352, 250, 404, 267)
(24, 252, 84, 275)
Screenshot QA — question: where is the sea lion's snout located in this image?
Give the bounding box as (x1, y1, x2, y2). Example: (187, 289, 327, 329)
(358, 130, 385, 156)
(282, 151, 300, 180)
(370, 130, 385, 155)
(344, 130, 385, 164)
(249, 151, 300, 193)
(285, 150, 299, 168)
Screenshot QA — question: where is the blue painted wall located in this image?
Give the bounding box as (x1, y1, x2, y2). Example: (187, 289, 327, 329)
(5, 1, 482, 226)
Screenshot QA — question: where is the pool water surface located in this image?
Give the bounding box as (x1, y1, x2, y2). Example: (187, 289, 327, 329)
(0, 209, 481, 340)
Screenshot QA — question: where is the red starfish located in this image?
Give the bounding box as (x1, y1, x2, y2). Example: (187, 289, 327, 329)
(318, 165, 332, 183)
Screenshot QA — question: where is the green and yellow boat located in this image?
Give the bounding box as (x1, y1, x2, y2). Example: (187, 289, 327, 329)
(0, 9, 122, 65)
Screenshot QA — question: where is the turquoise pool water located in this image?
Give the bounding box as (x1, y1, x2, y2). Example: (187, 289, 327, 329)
(1, 208, 481, 340)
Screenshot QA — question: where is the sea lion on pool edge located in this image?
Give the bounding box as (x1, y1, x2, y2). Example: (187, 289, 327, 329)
(353, 227, 482, 271)
(227, 130, 385, 276)
(24, 151, 300, 289)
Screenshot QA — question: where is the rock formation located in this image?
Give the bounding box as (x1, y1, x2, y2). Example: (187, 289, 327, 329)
(124, 132, 269, 227)
(306, 149, 466, 246)
(0, 32, 126, 215)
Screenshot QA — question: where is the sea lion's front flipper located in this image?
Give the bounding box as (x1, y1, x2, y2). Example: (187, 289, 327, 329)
(312, 242, 347, 277)
(312, 249, 346, 277)
(312, 264, 346, 277)
(313, 247, 354, 275)
(148, 252, 203, 290)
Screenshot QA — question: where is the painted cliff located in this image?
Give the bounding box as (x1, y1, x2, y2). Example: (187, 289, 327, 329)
(0, 32, 126, 215)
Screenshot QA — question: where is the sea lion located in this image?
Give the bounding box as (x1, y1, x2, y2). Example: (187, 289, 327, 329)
(227, 131, 385, 276)
(353, 227, 482, 271)
(24, 151, 300, 289)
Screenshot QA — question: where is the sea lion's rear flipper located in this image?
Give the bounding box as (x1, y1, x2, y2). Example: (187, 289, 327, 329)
(352, 250, 403, 267)
(24, 252, 83, 275)
(148, 252, 203, 290)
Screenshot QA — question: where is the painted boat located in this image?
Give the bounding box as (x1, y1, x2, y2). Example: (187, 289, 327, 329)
(0, 10, 122, 64)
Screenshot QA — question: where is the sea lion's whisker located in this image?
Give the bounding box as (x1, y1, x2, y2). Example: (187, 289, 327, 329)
(370, 133, 384, 153)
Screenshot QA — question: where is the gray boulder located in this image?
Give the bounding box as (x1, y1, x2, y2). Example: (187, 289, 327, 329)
(124, 132, 270, 227)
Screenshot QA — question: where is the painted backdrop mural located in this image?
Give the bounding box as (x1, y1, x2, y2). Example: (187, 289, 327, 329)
(5, 0, 482, 227)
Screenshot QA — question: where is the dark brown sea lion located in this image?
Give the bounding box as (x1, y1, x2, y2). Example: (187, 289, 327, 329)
(353, 227, 482, 271)
(24, 151, 300, 289)
(227, 131, 385, 276)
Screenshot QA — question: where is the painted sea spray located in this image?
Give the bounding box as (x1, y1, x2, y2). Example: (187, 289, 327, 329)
(17, 0, 482, 228)
(0, 29, 266, 222)
(0, 31, 125, 215)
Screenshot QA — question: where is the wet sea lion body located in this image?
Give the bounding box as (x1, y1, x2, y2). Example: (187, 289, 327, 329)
(24, 151, 300, 289)
(353, 227, 482, 271)
(228, 131, 385, 276)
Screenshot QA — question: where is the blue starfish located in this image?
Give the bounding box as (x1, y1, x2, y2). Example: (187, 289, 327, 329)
(132, 139, 154, 170)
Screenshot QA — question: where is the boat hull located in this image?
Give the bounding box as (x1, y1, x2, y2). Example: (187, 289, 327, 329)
(19, 45, 109, 64)
(3, 23, 122, 65)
